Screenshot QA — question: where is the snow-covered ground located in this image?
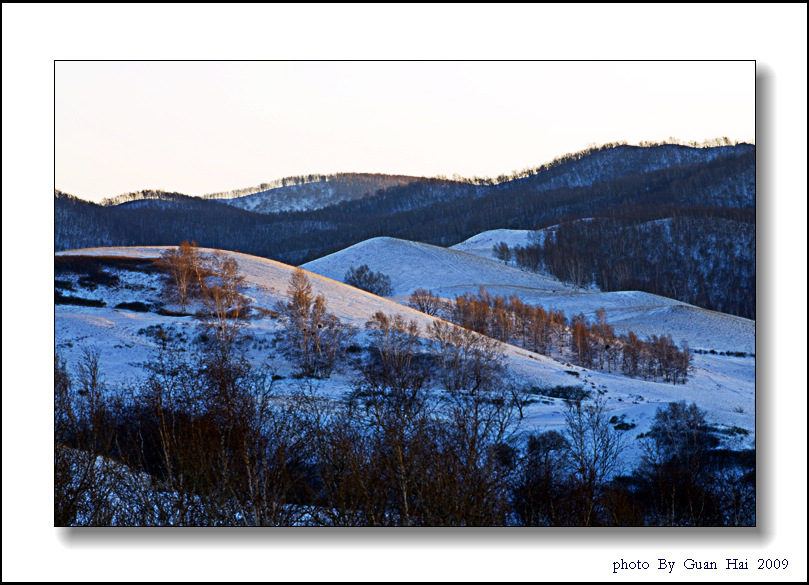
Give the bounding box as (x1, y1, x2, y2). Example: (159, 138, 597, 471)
(220, 184, 339, 213)
(301, 236, 755, 353)
(450, 228, 540, 260)
(302, 236, 576, 297)
(450, 226, 576, 260)
(56, 240, 756, 472)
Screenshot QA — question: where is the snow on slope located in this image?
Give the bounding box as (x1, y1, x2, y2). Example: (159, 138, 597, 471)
(56, 246, 471, 392)
(302, 236, 577, 297)
(55, 245, 755, 466)
(451, 222, 604, 261)
(57, 246, 439, 332)
(451, 229, 539, 260)
(216, 175, 420, 214)
(221, 183, 339, 213)
(299, 237, 754, 353)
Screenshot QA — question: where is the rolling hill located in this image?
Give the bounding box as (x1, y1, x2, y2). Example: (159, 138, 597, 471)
(301, 236, 755, 354)
(56, 240, 755, 466)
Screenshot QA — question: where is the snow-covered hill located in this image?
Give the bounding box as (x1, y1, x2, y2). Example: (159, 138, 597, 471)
(55, 243, 755, 470)
(451, 229, 539, 260)
(301, 236, 754, 354)
(302, 237, 575, 296)
(450, 225, 571, 260)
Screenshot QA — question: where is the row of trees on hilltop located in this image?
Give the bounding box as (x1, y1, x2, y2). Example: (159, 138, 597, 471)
(55, 190, 116, 251)
(100, 190, 191, 207)
(432, 138, 745, 187)
(202, 173, 422, 203)
(201, 174, 332, 200)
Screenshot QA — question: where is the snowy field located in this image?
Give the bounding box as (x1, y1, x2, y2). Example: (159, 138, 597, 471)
(450, 228, 540, 260)
(450, 226, 572, 259)
(302, 236, 755, 353)
(56, 239, 756, 472)
(302, 236, 577, 297)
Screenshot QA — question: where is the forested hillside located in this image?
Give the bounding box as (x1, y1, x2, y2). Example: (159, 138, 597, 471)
(55, 191, 115, 251)
(537, 216, 755, 319)
(54, 142, 755, 318)
(56, 189, 272, 252)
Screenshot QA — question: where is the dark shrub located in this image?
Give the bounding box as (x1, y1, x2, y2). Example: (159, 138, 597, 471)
(528, 385, 591, 401)
(79, 270, 120, 289)
(344, 264, 393, 296)
(115, 301, 151, 312)
(156, 308, 189, 317)
(55, 290, 106, 307)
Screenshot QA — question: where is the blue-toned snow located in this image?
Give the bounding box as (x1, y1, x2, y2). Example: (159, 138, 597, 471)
(57, 238, 755, 472)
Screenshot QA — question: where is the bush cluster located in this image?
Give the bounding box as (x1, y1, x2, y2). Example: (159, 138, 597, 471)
(344, 264, 393, 297)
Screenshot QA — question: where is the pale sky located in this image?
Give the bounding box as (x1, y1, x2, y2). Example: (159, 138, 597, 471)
(55, 61, 755, 202)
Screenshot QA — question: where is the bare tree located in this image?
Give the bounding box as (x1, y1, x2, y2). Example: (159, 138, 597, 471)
(348, 312, 432, 526)
(55, 349, 134, 526)
(204, 252, 247, 307)
(634, 401, 740, 526)
(562, 396, 625, 526)
(508, 383, 532, 420)
(493, 241, 512, 264)
(359, 312, 429, 416)
(408, 288, 443, 317)
(196, 252, 251, 361)
(277, 268, 354, 378)
(160, 241, 204, 311)
(512, 429, 569, 526)
(428, 321, 504, 397)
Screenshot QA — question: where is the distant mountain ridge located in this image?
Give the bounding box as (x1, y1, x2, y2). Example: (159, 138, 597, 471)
(55, 142, 755, 318)
(84, 142, 753, 214)
(497, 143, 753, 209)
